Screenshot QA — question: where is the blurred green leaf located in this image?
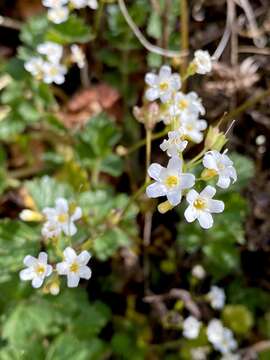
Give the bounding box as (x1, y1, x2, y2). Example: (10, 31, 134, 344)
(46, 15, 93, 44)
(222, 305, 254, 335)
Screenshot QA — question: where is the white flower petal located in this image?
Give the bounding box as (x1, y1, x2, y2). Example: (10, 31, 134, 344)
(38, 252, 48, 264)
(63, 247, 77, 262)
(160, 91, 172, 103)
(200, 185, 216, 199)
(20, 268, 34, 281)
(170, 74, 181, 91)
(67, 273, 80, 288)
(148, 163, 163, 181)
(55, 198, 69, 213)
(32, 277, 44, 288)
(146, 182, 167, 198)
(145, 88, 159, 101)
(70, 207, 82, 221)
(79, 265, 92, 279)
(62, 222, 77, 236)
(180, 173, 195, 189)
(186, 189, 198, 204)
(203, 153, 218, 170)
(167, 188, 182, 206)
(217, 176, 231, 189)
(198, 212, 213, 229)
(168, 157, 182, 172)
(78, 250, 91, 265)
(46, 265, 53, 277)
(159, 65, 171, 80)
(56, 261, 68, 275)
(208, 199, 224, 213)
(184, 205, 197, 223)
(145, 73, 157, 86)
(23, 255, 37, 267)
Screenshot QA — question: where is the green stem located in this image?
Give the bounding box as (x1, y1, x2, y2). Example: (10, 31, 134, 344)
(180, 0, 189, 82)
(145, 129, 152, 182)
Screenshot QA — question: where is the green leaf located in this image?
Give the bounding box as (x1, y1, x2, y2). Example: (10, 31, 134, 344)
(222, 305, 254, 335)
(0, 220, 40, 283)
(46, 15, 93, 44)
(147, 12, 162, 39)
(72, 301, 111, 339)
(25, 176, 73, 210)
(75, 113, 123, 177)
(47, 335, 107, 360)
(20, 15, 49, 48)
(94, 227, 131, 261)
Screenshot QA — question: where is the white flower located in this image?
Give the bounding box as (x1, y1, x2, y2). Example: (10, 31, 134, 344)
(170, 91, 205, 120)
(160, 130, 188, 157)
(191, 347, 210, 360)
(43, 198, 82, 237)
(24, 57, 45, 79)
(214, 328, 237, 355)
(56, 247, 92, 287)
(37, 41, 63, 64)
(69, 0, 87, 8)
(181, 117, 207, 143)
(48, 6, 69, 24)
(42, 61, 67, 84)
(221, 354, 240, 360)
(203, 150, 237, 189)
(71, 44, 85, 69)
(193, 50, 212, 75)
(207, 319, 224, 345)
(42, 0, 68, 8)
(42, 220, 62, 239)
(192, 264, 206, 280)
(19, 252, 53, 288)
(207, 319, 237, 355)
(146, 157, 195, 206)
(184, 186, 224, 229)
(145, 65, 181, 103)
(207, 286, 226, 310)
(183, 316, 202, 339)
(87, 0, 98, 9)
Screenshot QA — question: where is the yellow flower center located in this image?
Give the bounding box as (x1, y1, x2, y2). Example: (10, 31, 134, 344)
(194, 198, 206, 210)
(165, 175, 179, 188)
(70, 262, 79, 273)
(57, 213, 68, 223)
(178, 99, 188, 110)
(36, 264, 45, 275)
(159, 82, 169, 91)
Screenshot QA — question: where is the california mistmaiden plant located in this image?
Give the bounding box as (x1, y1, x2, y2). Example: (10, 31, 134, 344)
(144, 51, 237, 229)
(19, 198, 92, 293)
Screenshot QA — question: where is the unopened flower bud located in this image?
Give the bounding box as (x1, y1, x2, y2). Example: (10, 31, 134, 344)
(50, 282, 60, 296)
(19, 209, 43, 222)
(116, 145, 128, 156)
(158, 201, 174, 214)
(192, 265, 206, 280)
(205, 126, 227, 151)
(201, 168, 218, 181)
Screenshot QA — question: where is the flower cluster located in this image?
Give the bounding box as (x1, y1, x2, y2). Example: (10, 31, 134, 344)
(24, 41, 85, 84)
(19, 198, 92, 293)
(207, 319, 238, 356)
(42, 0, 98, 24)
(144, 51, 237, 229)
(180, 271, 239, 358)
